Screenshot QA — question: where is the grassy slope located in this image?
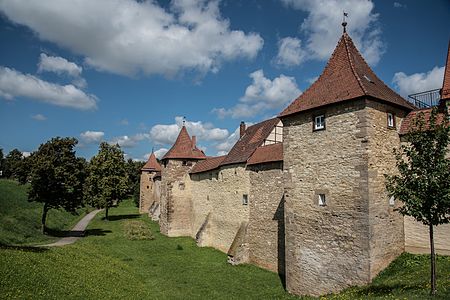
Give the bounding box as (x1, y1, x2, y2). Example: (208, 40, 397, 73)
(0, 179, 88, 245)
(1, 199, 449, 299)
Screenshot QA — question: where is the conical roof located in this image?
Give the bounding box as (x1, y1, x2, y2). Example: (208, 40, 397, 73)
(441, 41, 450, 100)
(280, 32, 415, 117)
(162, 126, 206, 160)
(142, 151, 161, 172)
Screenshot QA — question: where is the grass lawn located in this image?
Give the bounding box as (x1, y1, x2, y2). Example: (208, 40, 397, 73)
(1, 199, 449, 299)
(0, 179, 89, 245)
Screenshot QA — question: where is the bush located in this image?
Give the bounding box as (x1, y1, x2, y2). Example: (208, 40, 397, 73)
(123, 220, 154, 240)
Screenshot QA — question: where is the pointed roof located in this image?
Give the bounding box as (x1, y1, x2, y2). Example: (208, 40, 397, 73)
(280, 32, 415, 117)
(162, 126, 206, 160)
(441, 41, 450, 100)
(190, 155, 226, 174)
(247, 143, 283, 166)
(142, 151, 161, 172)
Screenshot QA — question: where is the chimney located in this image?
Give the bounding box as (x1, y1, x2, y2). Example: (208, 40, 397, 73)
(192, 135, 196, 149)
(240, 121, 246, 138)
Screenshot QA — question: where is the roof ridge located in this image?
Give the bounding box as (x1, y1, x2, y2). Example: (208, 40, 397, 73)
(343, 32, 367, 95)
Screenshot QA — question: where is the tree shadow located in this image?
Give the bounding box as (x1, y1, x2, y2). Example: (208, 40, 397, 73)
(85, 228, 112, 236)
(46, 229, 85, 237)
(0, 243, 49, 253)
(103, 214, 140, 221)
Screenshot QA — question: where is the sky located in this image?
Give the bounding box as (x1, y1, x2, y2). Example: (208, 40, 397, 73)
(0, 0, 449, 161)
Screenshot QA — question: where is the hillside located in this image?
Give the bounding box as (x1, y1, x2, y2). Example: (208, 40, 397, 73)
(0, 179, 88, 245)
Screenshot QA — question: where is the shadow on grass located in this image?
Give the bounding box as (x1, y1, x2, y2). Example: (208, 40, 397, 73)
(0, 243, 49, 253)
(46, 229, 85, 238)
(85, 229, 112, 236)
(354, 283, 417, 297)
(103, 214, 140, 221)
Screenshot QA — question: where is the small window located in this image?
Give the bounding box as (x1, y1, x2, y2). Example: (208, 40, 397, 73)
(182, 160, 187, 166)
(389, 196, 395, 206)
(318, 194, 326, 206)
(387, 112, 395, 128)
(179, 182, 185, 190)
(314, 115, 325, 131)
(242, 194, 248, 205)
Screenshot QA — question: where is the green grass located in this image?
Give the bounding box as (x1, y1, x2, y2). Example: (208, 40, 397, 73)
(0, 179, 89, 245)
(0, 198, 449, 299)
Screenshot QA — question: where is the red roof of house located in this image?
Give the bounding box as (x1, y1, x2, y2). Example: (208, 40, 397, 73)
(142, 151, 161, 172)
(247, 143, 283, 166)
(220, 118, 280, 166)
(190, 155, 226, 174)
(279, 32, 415, 117)
(442, 41, 450, 100)
(399, 108, 447, 135)
(162, 126, 206, 160)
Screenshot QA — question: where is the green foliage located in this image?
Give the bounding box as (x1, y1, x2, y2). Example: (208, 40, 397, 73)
(385, 107, 450, 226)
(123, 220, 154, 240)
(84, 142, 129, 219)
(3, 148, 23, 179)
(0, 179, 87, 245)
(125, 158, 144, 207)
(28, 137, 86, 231)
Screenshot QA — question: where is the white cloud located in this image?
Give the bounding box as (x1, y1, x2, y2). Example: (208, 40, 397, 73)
(213, 69, 301, 118)
(0, 0, 263, 77)
(215, 126, 240, 155)
(80, 131, 104, 144)
(393, 2, 406, 8)
(109, 133, 149, 148)
(150, 148, 168, 159)
(281, 0, 384, 65)
(150, 116, 229, 145)
(119, 119, 129, 126)
(38, 53, 82, 77)
(392, 66, 444, 97)
(22, 151, 31, 158)
(274, 37, 306, 67)
(0, 66, 97, 110)
(31, 114, 47, 121)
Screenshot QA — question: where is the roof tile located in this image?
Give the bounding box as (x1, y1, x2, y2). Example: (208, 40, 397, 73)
(142, 152, 161, 172)
(442, 41, 450, 100)
(162, 126, 206, 160)
(247, 143, 283, 166)
(190, 155, 226, 174)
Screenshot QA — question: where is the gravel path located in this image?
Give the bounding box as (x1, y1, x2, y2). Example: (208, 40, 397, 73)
(42, 209, 102, 247)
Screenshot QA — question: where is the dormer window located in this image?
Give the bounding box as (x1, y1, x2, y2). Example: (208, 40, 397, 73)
(387, 112, 395, 128)
(313, 115, 325, 131)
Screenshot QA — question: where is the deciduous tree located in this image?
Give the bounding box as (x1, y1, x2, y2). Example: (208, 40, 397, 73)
(385, 107, 450, 296)
(3, 148, 23, 179)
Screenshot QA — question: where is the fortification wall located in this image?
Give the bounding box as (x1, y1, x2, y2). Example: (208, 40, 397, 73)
(139, 171, 159, 214)
(190, 164, 250, 254)
(247, 162, 284, 274)
(366, 100, 406, 279)
(404, 217, 450, 255)
(282, 99, 371, 296)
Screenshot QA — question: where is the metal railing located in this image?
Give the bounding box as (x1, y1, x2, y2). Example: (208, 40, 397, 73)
(408, 89, 441, 108)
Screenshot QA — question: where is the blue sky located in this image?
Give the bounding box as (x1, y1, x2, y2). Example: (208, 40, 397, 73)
(0, 0, 449, 161)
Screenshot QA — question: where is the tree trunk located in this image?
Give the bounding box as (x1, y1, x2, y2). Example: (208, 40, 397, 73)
(41, 203, 49, 234)
(105, 206, 109, 221)
(429, 223, 437, 296)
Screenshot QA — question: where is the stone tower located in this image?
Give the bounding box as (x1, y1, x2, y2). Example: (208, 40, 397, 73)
(139, 151, 162, 219)
(159, 125, 206, 237)
(279, 29, 415, 296)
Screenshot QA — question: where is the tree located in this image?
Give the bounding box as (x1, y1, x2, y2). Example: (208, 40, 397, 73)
(28, 137, 86, 233)
(385, 107, 450, 296)
(125, 158, 144, 207)
(0, 148, 3, 176)
(3, 148, 23, 179)
(84, 142, 129, 220)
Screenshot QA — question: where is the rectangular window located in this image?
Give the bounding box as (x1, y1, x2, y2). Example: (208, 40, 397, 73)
(387, 112, 395, 128)
(389, 196, 395, 206)
(242, 194, 248, 205)
(314, 115, 325, 131)
(318, 194, 326, 206)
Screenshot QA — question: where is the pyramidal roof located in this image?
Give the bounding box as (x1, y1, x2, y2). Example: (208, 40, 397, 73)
(441, 41, 450, 100)
(162, 126, 206, 160)
(142, 151, 161, 172)
(280, 31, 415, 117)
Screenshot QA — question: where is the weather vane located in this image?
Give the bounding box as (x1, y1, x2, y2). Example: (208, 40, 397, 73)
(182, 116, 186, 126)
(342, 11, 348, 33)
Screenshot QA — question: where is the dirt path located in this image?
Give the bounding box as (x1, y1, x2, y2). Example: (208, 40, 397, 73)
(42, 209, 102, 247)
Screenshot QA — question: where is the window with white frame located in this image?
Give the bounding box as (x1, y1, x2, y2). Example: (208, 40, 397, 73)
(314, 115, 325, 131)
(242, 194, 248, 205)
(387, 112, 395, 128)
(318, 194, 326, 206)
(389, 195, 395, 206)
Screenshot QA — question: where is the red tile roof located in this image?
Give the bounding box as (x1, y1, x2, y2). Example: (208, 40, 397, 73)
(220, 118, 280, 166)
(162, 126, 206, 160)
(247, 143, 283, 166)
(142, 151, 161, 172)
(279, 32, 415, 117)
(190, 155, 226, 174)
(442, 41, 450, 100)
(399, 108, 447, 135)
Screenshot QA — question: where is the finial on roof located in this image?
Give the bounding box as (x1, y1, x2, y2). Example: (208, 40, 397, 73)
(342, 11, 348, 33)
(182, 116, 186, 127)
(152, 146, 154, 153)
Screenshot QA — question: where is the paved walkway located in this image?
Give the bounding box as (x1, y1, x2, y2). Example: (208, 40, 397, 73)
(43, 209, 102, 247)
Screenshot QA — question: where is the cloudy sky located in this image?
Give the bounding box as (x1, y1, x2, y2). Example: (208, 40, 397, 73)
(0, 0, 449, 161)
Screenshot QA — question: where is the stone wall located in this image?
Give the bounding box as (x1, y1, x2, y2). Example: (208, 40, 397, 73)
(139, 171, 159, 214)
(247, 162, 284, 274)
(404, 217, 450, 255)
(282, 99, 372, 296)
(190, 164, 250, 254)
(366, 100, 406, 279)
(160, 159, 196, 237)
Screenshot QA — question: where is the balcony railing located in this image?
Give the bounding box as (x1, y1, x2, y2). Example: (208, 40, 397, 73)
(408, 89, 441, 109)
